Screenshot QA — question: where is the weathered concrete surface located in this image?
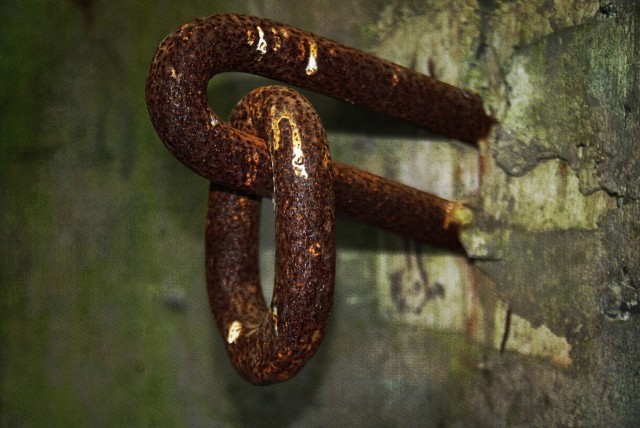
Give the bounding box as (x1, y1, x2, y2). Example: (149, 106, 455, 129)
(2, 0, 638, 427)
(469, 0, 640, 425)
(362, 0, 640, 426)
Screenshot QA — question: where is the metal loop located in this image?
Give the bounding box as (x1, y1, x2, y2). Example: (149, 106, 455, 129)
(146, 14, 495, 384)
(206, 87, 334, 384)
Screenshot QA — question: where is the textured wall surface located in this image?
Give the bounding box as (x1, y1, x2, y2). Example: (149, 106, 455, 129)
(1, 0, 638, 426)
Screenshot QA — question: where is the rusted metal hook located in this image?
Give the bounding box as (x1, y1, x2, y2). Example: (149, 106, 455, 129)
(146, 14, 494, 384)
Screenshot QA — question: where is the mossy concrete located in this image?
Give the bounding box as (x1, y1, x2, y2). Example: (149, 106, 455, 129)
(471, 0, 640, 425)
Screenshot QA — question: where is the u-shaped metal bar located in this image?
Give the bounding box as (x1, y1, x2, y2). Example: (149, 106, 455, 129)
(146, 14, 495, 384)
(146, 14, 494, 249)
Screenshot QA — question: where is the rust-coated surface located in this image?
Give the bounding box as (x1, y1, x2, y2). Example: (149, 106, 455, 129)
(146, 14, 495, 384)
(145, 13, 495, 250)
(206, 87, 334, 384)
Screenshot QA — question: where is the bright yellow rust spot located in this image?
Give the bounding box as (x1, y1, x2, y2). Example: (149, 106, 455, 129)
(306, 40, 318, 76)
(309, 242, 321, 257)
(269, 106, 282, 151)
(227, 321, 243, 344)
(269, 107, 309, 179)
(443, 202, 473, 229)
(270, 27, 282, 51)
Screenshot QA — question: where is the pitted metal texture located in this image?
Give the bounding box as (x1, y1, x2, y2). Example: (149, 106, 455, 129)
(145, 13, 494, 249)
(207, 87, 334, 385)
(145, 14, 495, 384)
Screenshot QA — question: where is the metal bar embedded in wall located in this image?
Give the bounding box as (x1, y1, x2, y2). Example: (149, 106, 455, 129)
(146, 14, 495, 384)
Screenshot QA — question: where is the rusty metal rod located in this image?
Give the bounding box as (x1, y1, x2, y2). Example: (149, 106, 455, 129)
(146, 14, 494, 250)
(207, 87, 335, 385)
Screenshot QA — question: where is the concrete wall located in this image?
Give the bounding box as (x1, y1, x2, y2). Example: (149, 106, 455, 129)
(2, 0, 638, 426)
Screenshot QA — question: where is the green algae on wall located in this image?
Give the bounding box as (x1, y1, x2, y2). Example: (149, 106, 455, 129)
(1, 0, 235, 426)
